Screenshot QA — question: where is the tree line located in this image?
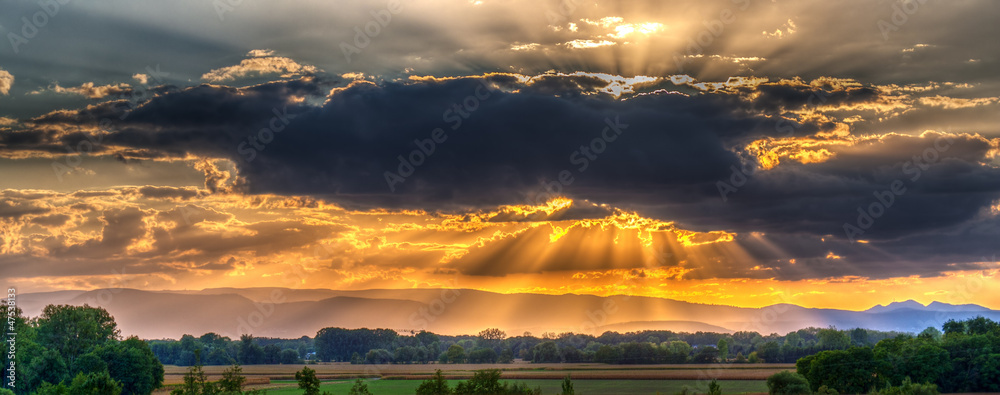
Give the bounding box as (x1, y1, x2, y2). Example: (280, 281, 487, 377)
(308, 326, 907, 365)
(149, 334, 310, 366)
(145, 322, 911, 367)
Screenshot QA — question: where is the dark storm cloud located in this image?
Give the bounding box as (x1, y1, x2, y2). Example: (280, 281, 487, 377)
(646, 132, 1000, 239)
(4, 75, 768, 204)
(1, 73, 998, 280)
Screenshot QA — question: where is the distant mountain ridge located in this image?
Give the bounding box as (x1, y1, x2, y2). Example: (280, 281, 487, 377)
(17, 288, 1000, 340)
(865, 299, 991, 314)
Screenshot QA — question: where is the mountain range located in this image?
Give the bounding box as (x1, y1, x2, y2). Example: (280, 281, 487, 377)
(17, 288, 1000, 340)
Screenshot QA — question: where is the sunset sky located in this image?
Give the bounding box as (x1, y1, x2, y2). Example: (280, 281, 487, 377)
(1, 0, 999, 311)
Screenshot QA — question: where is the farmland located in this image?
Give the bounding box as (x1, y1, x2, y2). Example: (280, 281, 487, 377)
(259, 379, 769, 395)
(163, 362, 793, 382)
(159, 362, 788, 394)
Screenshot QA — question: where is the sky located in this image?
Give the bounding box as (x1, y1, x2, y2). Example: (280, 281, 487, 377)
(1, 0, 999, 311)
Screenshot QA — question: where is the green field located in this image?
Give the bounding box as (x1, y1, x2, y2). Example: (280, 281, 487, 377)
(262, 379, 768, 395)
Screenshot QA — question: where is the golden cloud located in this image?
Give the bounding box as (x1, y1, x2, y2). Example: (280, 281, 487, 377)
(30, 82, 132, 99)
(202, 56, 320, 83)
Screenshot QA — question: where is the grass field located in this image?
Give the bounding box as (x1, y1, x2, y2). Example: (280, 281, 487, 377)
(259, 378, 769, 395)
(163, 362, 794, 384)
(157, 363, 784, 394)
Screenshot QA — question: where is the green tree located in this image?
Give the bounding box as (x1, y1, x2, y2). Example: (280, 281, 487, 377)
(455, 369, 504, 395)
(446, 344, 467, 364)
(33, 382, 70, 395)
(97, 336, 165, 395)
(815, 385, 838, 395)
(717, 339, 730, 361)
(238, 335, 264, 365)
(218, 364, 247, 393)
(71, 352, 108, 375)
(869, 377, 939, 395)
(295, 366, 320, 395)
(349, 379, 373, 395)
(766, 371, 811, 395)
(797, 347, 881, 394)
(416, 331, 441, 346)
(918, 327, 942, 341)
(532, 341, 560, 363)
(664, 341, 691, 363)
(68, 370, 123, 395)
(708, 379, 722, 395)
(263, 344, 282, 364)
(280, 349, 301, 364)
(26, 348, 69, 391)
(850, 328, 870, 346)
(170, 358, 216, 395)
(965, 316, 998, 335)
(416, 370, 452, 395)
(468, 347, 499, 363)
(974, 353, 1000, 392)
(560, 374, 574, 395)
(942, 320, 966, 336)
(478, 328, 507, 347)
(692, 346, 719, 363)
(364, 349, 393, 364)
(817, 328, 850, 350)
(757, 341, 780, 362)
(35, 305, 119, 365)
(499, 348, 514, 363)
(595, 345, 622, 364)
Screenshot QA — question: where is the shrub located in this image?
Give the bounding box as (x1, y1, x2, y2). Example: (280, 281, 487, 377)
(295, 366, 320, 395)
(349, 379, 373, 395)
(816, 385, 839, 395)
(561, 374, 575, 395)
(454, 369, 541, 395)
(416, 370, 452, 395)
(767, 371, 811, 395)
(364, 348, 393, 364)
(708, 379, 722, 395)
(218, 364, 247, 392)
(69, 370, 123, 395)
(870, 377, 939, 395)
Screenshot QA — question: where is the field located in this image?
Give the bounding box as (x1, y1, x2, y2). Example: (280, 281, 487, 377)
(159, 362, 789, 394)
(260, 379, 769, 395)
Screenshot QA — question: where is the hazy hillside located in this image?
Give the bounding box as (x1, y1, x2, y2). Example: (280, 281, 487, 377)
(18, 288, 1000, 339)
